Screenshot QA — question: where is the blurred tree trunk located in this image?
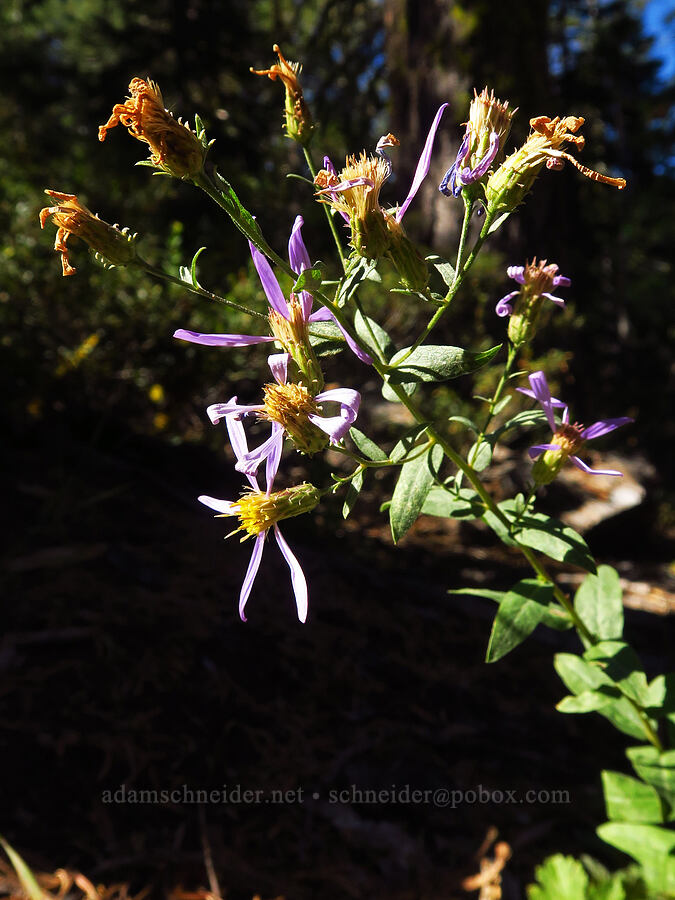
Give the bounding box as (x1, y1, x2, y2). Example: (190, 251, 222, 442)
(383, 0, 551, 249)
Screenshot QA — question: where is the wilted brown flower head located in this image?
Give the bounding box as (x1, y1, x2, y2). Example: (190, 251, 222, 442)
(98, 78, 205, 178)
(39, 190, 137, 276)
(251, 45, 313, 145)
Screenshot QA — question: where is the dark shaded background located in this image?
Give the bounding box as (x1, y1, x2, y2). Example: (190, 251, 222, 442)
(1, 0, 674, 897)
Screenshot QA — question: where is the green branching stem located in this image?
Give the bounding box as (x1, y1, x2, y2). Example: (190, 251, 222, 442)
(476, 341, 519, 444)
(138, 260, 268, 320)
(302, 146, 347, 269)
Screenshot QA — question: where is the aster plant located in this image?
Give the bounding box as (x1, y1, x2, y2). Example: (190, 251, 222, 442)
(40, 46, 674, 898)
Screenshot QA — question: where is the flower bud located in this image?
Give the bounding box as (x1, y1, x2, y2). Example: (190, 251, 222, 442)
(251, 44, 314, 146)
(386, 215, 428, 291)
(40, 190, 138, 276)
(99, 78, 206, 178)
(236, 482, 321, 537)
(269, 296, 324, 394)
(262, 382, 329, 456)
(499, 259, 570, 346)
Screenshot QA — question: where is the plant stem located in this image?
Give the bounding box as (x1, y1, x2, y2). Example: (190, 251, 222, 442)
(303, 146, 347, 269)
(453, 197, 474, 284)
(475, 341, 518, 444)
(138, 260, 268, 320)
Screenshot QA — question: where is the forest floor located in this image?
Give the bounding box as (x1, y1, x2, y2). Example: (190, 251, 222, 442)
(2, 415, 674, 900)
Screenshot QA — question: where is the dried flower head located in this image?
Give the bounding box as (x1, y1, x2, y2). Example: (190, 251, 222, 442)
(98, 78, 205, 178)
(40, 189, 138, 276)
(251, 44, 314, 145)
(486, 114, 626, 215)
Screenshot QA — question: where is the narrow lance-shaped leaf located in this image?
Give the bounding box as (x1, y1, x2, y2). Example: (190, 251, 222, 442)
(486, 579, 555, 663)
(387, 343, 502, 385)
(574, 565, 624, 646)
(389, 444, 442, 543)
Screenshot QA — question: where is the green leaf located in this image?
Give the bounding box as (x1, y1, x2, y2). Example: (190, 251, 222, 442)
(584, 642, 648, 706)
(426, 253, 456, 294)
(601, 771, 664, 824)
(390, 445, 436, 542)
(486, 211, 512, 236)
(211, 170, 276, 259)
(527, 853, 589, 900)
(353, 309, 394, 360)
(554, 654, 654, 740)
(575, 566, 624, 646)
(486, 579, 555, 662)
(389, 426, 429, 463)
(467, 439, 493, 471)
(336, 256, 379, 304)
(597, 823, 675, 895)
(490, 408, 557, 440)
(447, 415, 479, 434)
(507, 506, 596, 573)
(349, 427, 388, 462)
(422, 486, 483, 519)
(387, 343, 502, 385)
(343, 469, 364, 519)
(557, 689, 620, 713)
(293, 265, 323, 294)
(627, 746, 675, 812)
(0, 836, 45, 900)
(448, 587, 507, 603)
(644, 673, 675, 716)
(308, 321, 345, 356)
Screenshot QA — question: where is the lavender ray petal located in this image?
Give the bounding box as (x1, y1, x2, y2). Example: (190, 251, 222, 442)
(552, 275, 571, 288)
(569, 456, 623, 477)
(541, 292, 566, 308)
(308, 413, 352, 444)
(235, 429, 283, 478)
(323, 156, 337, 176)
(268, 352, 289, 385)
(198, 494, 237, 515)
(265, 423, 284, 492)
(173, 329, 274, 347)
(527, 371, 557, 432)
(288, 215, 311, 274)
(506, 265, 526, 284)
(315, 176, 374, 195)
(581, 417, 634, 441)
(439, 164, 456, 197)
(396, 102, 448, 222)
(327, 315, 372, 364)
(249, 241, 289, 318)
(308, 307, 333, 322)
(468, 131, 499, 179)
(207, 401, 263, 425)
(274, 525, 308, 623)
(495, 290, 519, 317)
(239, 533, 266, 622)
(528, 443, 560, 459)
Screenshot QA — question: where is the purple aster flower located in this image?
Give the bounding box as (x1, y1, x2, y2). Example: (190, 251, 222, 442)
(315, 103, 449, 225)
(174, 215, 372, 364)
(199, 414, 318, 622)
(439, 87, 515, 199)
(495, 258, 571, 317)
(440, 128, 499, 197)
(207, 352, 361, 477)
(517, 371, 633, 482)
